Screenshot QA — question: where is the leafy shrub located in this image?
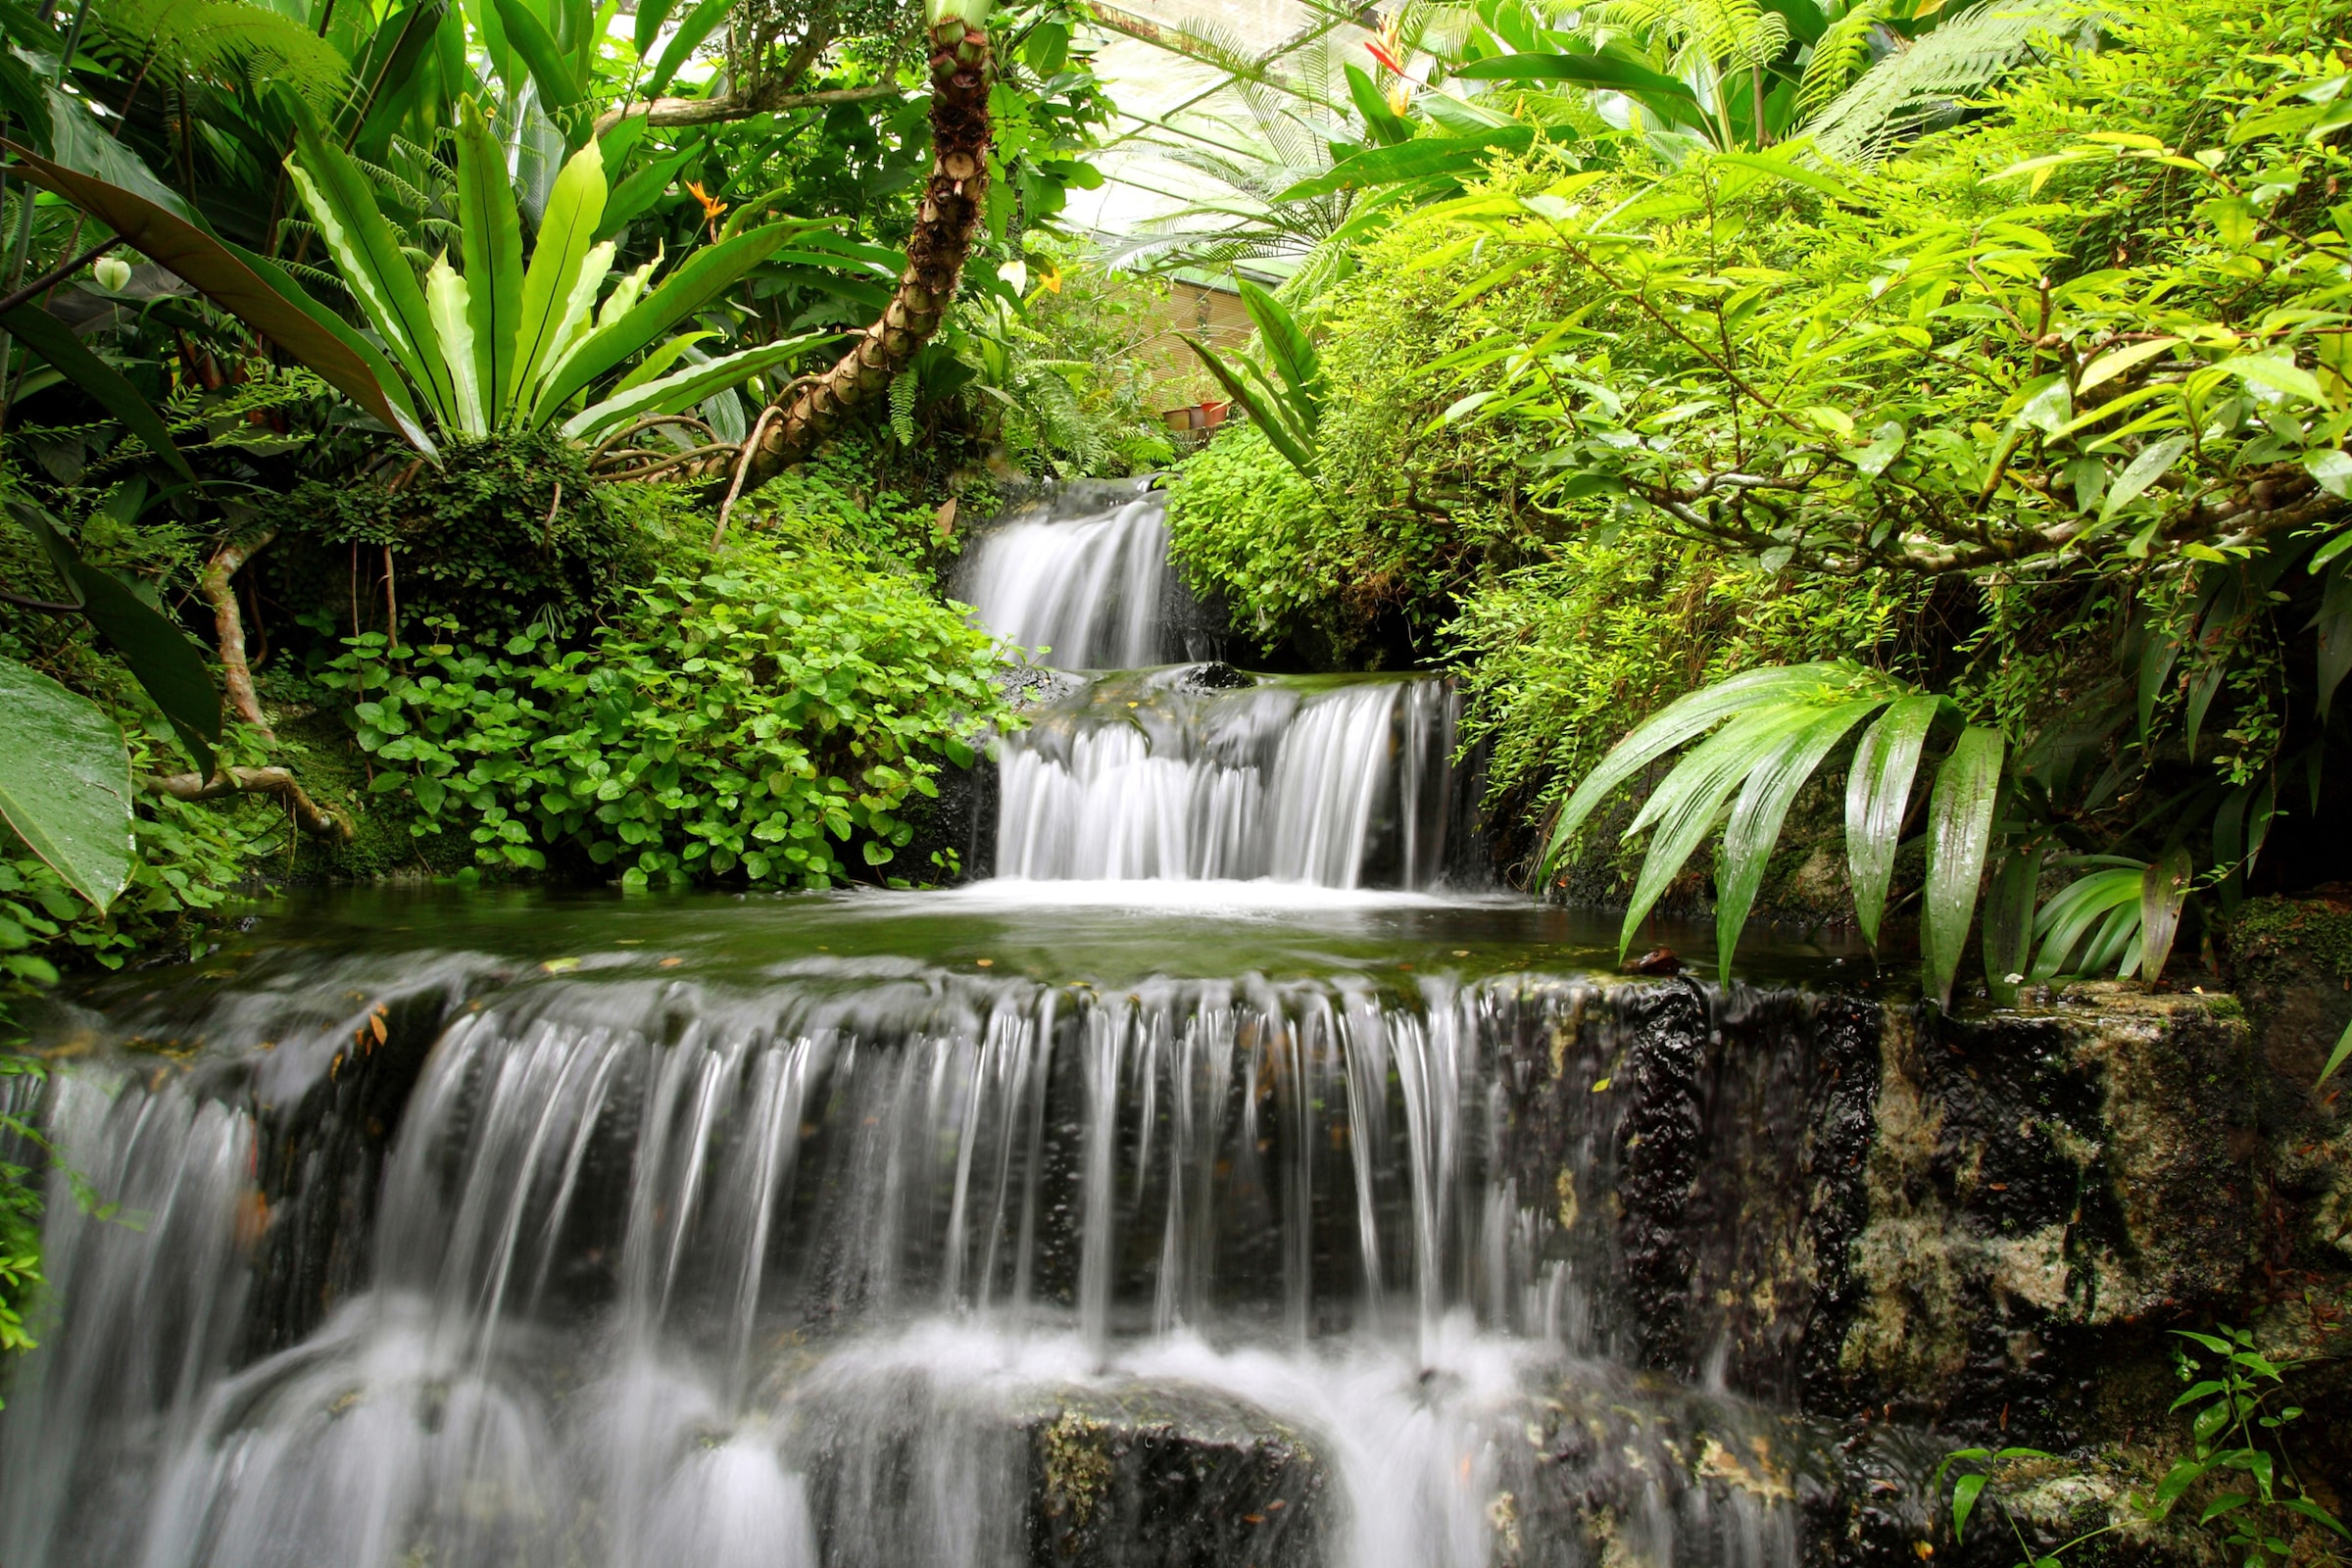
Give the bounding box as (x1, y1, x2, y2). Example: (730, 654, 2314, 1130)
(266, 431, 699, 639)
(1165, 422, 1327, 651)
(736, 434, 976, 580)
(325, 533, 1014, 889)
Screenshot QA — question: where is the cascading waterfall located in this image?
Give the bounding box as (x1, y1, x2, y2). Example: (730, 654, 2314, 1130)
(959, 480, 1188, 671)
(0, 479, 1891, 1568)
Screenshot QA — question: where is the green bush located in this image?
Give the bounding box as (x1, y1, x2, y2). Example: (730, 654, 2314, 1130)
(325, 532, 1014, 890)
(265, 431, 699, 639)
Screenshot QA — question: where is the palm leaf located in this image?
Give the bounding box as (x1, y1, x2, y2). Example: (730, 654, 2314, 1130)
(1844, 693, 1941, 948)
(1920, 723, 2003, 1008)
(1712, 698, 1885, 974)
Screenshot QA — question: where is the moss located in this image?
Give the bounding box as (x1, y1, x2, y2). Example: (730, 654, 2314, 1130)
(1037, 1408, 1113, 1530)
(2226, 895, 2352, 984)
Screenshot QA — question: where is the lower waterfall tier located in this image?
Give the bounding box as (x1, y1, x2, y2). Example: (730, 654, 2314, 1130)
(0, 890, 1891, 1568)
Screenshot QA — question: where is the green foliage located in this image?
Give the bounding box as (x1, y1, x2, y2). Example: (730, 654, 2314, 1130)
(1936, 1328, 2349, 1567)
(1164, 422, 1325, 649)
(321, 531, 1013, 890)
(0, 656, 136, 912)
(268, 430, 698, 638)
(1179, 278, 1322, 477)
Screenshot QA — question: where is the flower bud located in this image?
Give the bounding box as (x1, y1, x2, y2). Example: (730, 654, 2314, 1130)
(92, 255, 132, 291)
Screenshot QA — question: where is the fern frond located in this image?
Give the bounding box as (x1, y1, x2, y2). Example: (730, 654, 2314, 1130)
(97, 0, 350, 106)
(1806, 0, 2078, 166)
(1794, 0, 1898, 117)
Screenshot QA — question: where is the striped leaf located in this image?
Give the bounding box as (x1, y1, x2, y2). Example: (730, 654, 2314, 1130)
(424, 256, 485, 435)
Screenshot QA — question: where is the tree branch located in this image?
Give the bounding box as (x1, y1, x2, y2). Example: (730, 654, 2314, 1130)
(592, 82, 900, 136)
(142, 766, 351, 839)
(198, 530, 275, 737)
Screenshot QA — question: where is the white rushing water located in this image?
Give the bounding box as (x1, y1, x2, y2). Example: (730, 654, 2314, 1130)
(959, 480, 1177, 670)
(0, 472, 1852, 1568)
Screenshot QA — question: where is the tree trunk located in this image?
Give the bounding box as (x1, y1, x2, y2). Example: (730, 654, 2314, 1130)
(715, 12, 994, 493)
(199, 529, 275, 738)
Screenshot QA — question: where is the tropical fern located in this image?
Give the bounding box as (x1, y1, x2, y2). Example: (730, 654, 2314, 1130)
(888, 369, 919, 445)
(1804, 0, 2076, 166)
(1587, 0, 1789, 74)
(1792, 0, 1899, 118)
(95, 0, 349, 107)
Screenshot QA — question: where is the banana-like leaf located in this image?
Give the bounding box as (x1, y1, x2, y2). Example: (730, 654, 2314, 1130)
(1543, 662, 1868, 877)
(0, 654, 133, 911)
(1983, 841, 2041, 1005)
(531, 225, 792, 419)
(1453, 50, 1705, 127)
(3, 304, 194, 482)
(455, 99, 525, 429)
(2030, 861, 2142, 981)
(1843, 694, 1940, 949)
(490, 0, 584, 143)
(18, 506, 220, 775)
(509, 139, 607, 418)
(2138, 845, 2193, 982)
(340, 0, 447, 145)
(286, 104, 459, 428)
(1344, 61, 1412, 146)
(425, 258, 484, 434)
(632, 0, 678, 58)
(1616, 702, 1830, 958)
(611, 328, 713, 394)
(1712, 698, 1884, 976)
(1236, 278, 1321, 436)
(1275, 128, 1539, 203)
(2313, 557, 2352, 717)
(1178, 331, 1315, 476)
(561, 332, 820, 441)
(1920, 724, 2003, 1009)
(642, 0, 731, 99)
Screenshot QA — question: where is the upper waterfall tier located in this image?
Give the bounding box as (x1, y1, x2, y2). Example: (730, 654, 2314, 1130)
(995, 667, 1461, 889)
(958, 480, 1210, 671)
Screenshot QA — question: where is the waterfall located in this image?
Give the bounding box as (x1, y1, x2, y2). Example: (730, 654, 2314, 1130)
(0, 472, 1891, 1568)
(0, 952, 1870, 1568)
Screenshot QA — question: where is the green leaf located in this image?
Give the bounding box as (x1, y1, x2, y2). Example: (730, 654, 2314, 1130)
(1453, 50, 1701, 105)
(286, 99, 460, 429)
(2314, 558, 2352, 717)
(1984, 840, 2041, 1004)
(2219, 353, 2326, 406)
(1274, 128, 1538, 202)
(2320, 1016, 2352, 1085)
(1714, 700, 1884, 976)
(562, 332, 821, 441)
(632, 0, 677, 57)
(1544, 663, 1865, 880)
(455, 99, 526, 429)
(1951, 1472, 1987, 1543)
(1344, 61, 1411, 145)
(597, 132, 705, 240)
(1845, 694, 1938, 949)
(490, 0, 585, 144)
(424, 257, 484, 435)
(532, 224, 793, 419)
(15, 508, 221, 775)
(1236, 277, 1321, 430)
(1618, 701, 1835, 959)
(0, 654, 134, 911)
(2, 304, 193, 482)
(1179, 331, 1315, 475)
(2031, 866, 2142, 981)
(1710, 150, 1863, 206)
(1921, 725, 2004, 1009)
(2137, 845, 2192, 981)
(642, 0, 731, 98)
(2101, 434, 2189, 528)
(509, 138, 608, 417)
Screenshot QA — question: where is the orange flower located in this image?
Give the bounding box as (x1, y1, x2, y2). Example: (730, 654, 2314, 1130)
(685, 179, 729, 240)
(1364, 38, 1406, 75)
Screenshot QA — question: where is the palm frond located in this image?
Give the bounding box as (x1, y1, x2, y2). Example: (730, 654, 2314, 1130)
(1794, 0, 1898, 117)
(96, 0, 349, 106)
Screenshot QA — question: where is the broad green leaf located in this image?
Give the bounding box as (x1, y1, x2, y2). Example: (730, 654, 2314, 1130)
(1921, 724, 2004, 1009)
(1710, 150, 1862, 206)
(1343, 61, 1412, 145)
(1179, 332, 1315, 475)
(340, 0, 448, 145)
(2013, 371, 2071, 435)
(612, 329, 712, 394)
(532, 237, 617, 408)
(490, 0, 585, 144)
(223, 240, 436, 451)
(2101, 433, 2189, 528)
(1844, 696, 1939, 948)
(532, 224, 792, 419)
(642, 0, 731, 99)
(0, 655, 134, 911)
(2076, 336, 2180, 397)
(2314, 557, 2352, 716)
(2, 304, 194, 482)
(1236, 278, 1320, 431)
(425, 258, 485, 435)
(562, 332, 821, 440)
(1714, 700, 1883, 976)
(1618, 702, 1831, 959)
(597, 133, 705, 240)
(2219, 353, 2326, 406)
(456, 99, 525, 428)
(509, 139, 608, 420)
(17, 508, 220, 774)
(1951, 1472, 1987, 1543)
(633, 0, 678, 57)
(1984, 841, 2041, 1004)
(2138, 845, 2193, 981)
(1453, 50, 1701, 105)
(2031, 865, 2141, 980)
(2308, 449, 2352, 499)
(1274, 128, 1537, 202)
(286, 102, 459, 428)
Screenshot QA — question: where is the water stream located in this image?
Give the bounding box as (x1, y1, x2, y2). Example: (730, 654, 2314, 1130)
(0, 485, 1893, 1568)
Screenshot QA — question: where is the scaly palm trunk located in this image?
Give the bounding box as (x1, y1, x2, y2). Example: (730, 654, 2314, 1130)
(720, 3, 995, 492)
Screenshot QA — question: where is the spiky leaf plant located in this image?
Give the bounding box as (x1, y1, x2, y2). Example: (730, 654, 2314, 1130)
(1541, 662, 2006, 1005)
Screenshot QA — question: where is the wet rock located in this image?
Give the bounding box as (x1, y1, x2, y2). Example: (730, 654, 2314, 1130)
(1170, 662, 1251, 692)
(1026, 1387, 1325, 1568)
